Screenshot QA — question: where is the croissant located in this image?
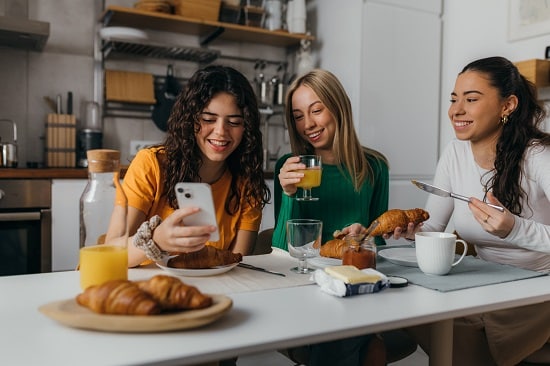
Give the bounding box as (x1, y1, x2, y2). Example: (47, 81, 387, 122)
(168, 245, 242, 269)
(76, 280, 161, 315)
(368, 208, 430, 236)
(320, 238, 348, 259)
(136, 275, 212, 310)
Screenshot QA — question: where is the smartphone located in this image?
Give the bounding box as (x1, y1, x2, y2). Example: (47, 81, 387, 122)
(175, 182, 219, 242)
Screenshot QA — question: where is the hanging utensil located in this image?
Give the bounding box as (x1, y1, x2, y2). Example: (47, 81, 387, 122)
(152, 64, 182, 132)
(411, 180, 504, 212)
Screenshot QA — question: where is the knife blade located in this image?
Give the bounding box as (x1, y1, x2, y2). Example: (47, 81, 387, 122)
(237, 263, 286, 277)
(411, 180, 504, 212)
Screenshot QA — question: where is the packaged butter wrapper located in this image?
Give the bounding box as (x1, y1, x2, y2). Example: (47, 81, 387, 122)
(312, 266, 389, 297)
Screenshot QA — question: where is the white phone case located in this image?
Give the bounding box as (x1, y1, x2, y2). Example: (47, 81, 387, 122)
(175, 182, 220, 242)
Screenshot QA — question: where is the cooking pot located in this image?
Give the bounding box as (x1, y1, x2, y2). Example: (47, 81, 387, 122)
(0, 119, 18, 168)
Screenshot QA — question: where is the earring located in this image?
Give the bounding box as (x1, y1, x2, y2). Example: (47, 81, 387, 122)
(500, 115, 509, 125)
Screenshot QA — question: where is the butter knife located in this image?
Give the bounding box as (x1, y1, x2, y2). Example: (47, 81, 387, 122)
(238, 263, 286, 277)
(411, 180, 504, 212)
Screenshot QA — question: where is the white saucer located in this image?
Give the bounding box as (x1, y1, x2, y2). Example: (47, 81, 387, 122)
(378, 247, 418, 267)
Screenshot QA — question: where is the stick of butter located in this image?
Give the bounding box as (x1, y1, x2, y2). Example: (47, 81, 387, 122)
(325, 265, 381, 284)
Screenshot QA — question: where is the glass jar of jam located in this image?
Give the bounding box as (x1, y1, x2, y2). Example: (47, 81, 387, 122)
(342, 234, 377, 269)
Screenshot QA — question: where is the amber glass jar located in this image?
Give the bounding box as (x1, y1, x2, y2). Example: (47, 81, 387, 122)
(342, 234, 377, 269)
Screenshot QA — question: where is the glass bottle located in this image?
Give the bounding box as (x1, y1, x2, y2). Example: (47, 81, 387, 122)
(79, 149, 128, 289)
(342, 234, 377, 270)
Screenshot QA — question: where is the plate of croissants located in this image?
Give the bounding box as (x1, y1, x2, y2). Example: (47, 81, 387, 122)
(157, 246, 243, 277)
(310, 208, 430, 268)
(39, 275, 232, 332)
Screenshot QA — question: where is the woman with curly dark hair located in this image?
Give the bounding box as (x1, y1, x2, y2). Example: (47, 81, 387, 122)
(120, 65, 270, 267)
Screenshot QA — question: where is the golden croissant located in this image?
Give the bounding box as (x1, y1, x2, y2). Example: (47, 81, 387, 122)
(368, 208, 430, 236)
(76, 280, 161, 315)
(320, 238, 347, 259)
(167, 245, 242, 269)
(136, 275, 212, 310)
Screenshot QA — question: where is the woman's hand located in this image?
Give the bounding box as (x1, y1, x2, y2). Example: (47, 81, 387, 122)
(338, 223, 367, 237)
(278, 156, 306, 196)
(468, 191, 515, 238)
(383, 222, 423, 241)
(152, 207, 216, 253)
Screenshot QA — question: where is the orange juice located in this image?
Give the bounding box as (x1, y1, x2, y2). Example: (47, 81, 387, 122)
(295, 168, 322, 189)
(79, 245, 128, 290)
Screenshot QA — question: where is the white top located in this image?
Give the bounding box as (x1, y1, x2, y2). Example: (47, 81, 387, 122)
(2, 252, 550, 366)
(423, 139, 550, 272)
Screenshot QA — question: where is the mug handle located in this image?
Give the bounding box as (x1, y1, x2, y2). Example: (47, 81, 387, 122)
(451, 239, 468, 267)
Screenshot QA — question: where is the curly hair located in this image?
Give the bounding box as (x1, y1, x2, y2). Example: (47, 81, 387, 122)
(460, 56, 550, 215)
(161, 65, 270, 214)
(284, 69, 388, 191)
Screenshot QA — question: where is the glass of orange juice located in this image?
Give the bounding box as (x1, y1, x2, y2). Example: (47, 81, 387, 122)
(295, 155, 322, 201)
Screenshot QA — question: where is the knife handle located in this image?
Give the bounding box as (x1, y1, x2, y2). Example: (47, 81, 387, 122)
(449, 192, 470, 203)
(450, 193, 505, 212)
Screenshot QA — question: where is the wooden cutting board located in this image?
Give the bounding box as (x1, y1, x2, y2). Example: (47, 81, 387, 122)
(105, 70, 156, 104)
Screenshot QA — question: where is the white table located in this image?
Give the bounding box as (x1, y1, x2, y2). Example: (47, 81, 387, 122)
(1, 252, 549, 366)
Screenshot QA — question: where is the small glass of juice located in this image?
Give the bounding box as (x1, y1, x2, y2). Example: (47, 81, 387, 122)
(295, 155, 322, 201)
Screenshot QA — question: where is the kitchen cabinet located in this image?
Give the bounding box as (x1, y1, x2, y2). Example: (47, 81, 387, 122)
(51, 179, 87, 271)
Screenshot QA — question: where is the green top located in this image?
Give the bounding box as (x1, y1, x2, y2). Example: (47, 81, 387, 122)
(272, 152, 389, 250)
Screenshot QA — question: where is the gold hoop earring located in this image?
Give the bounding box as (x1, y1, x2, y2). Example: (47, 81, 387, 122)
(500, 115, 509, 125)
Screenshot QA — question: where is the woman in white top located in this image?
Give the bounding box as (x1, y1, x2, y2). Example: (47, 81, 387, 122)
(396, 56, 550, 365)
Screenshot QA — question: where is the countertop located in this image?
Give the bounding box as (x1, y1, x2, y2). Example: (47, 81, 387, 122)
(0, 168, 274, 180)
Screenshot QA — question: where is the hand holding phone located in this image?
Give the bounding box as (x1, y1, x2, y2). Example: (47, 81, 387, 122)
(175, 183, 220, 242)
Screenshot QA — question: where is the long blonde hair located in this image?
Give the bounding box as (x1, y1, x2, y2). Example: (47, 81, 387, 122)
(285, 69, 387, 191)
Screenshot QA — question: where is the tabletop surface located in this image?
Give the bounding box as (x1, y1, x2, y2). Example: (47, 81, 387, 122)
(1, 250, 549, 366)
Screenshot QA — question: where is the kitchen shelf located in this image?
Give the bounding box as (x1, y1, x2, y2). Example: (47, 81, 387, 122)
(102, 37, 220, 63)
(101, 6, 314, 48)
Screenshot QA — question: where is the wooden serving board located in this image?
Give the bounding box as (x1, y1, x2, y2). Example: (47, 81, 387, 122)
(105, 70, 156, 104)
(38, 294, 232, 332)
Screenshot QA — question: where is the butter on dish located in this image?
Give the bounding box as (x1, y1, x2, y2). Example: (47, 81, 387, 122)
(313, 265, 389, 297)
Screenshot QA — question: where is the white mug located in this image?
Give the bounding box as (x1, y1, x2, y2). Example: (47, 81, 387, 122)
(415, 232, 468, 275)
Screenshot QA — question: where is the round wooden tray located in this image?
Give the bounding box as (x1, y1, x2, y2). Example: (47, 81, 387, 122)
(39, 294, 232, 333)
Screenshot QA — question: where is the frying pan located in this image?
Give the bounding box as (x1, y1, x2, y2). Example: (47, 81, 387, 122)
(152, 65, 182, 132)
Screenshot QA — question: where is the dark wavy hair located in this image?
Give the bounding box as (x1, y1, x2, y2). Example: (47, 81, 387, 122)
(460, 56, 550, 215)
(161, 65, 270, 214)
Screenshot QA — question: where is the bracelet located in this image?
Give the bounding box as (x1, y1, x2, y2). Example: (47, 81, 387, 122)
(133, 215, 165, 261)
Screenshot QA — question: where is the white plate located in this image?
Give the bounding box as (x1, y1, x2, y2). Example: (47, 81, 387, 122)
(156, 262, 239, 277)
(378, 247, 418, 267)
(309, 256, 342, 268)
(99, 27, 149, 40)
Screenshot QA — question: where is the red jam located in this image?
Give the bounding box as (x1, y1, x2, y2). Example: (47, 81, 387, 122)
(341, 234, 377, 269)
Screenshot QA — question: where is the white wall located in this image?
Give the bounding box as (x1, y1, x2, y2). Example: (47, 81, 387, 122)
(440, 0, 550, 151)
